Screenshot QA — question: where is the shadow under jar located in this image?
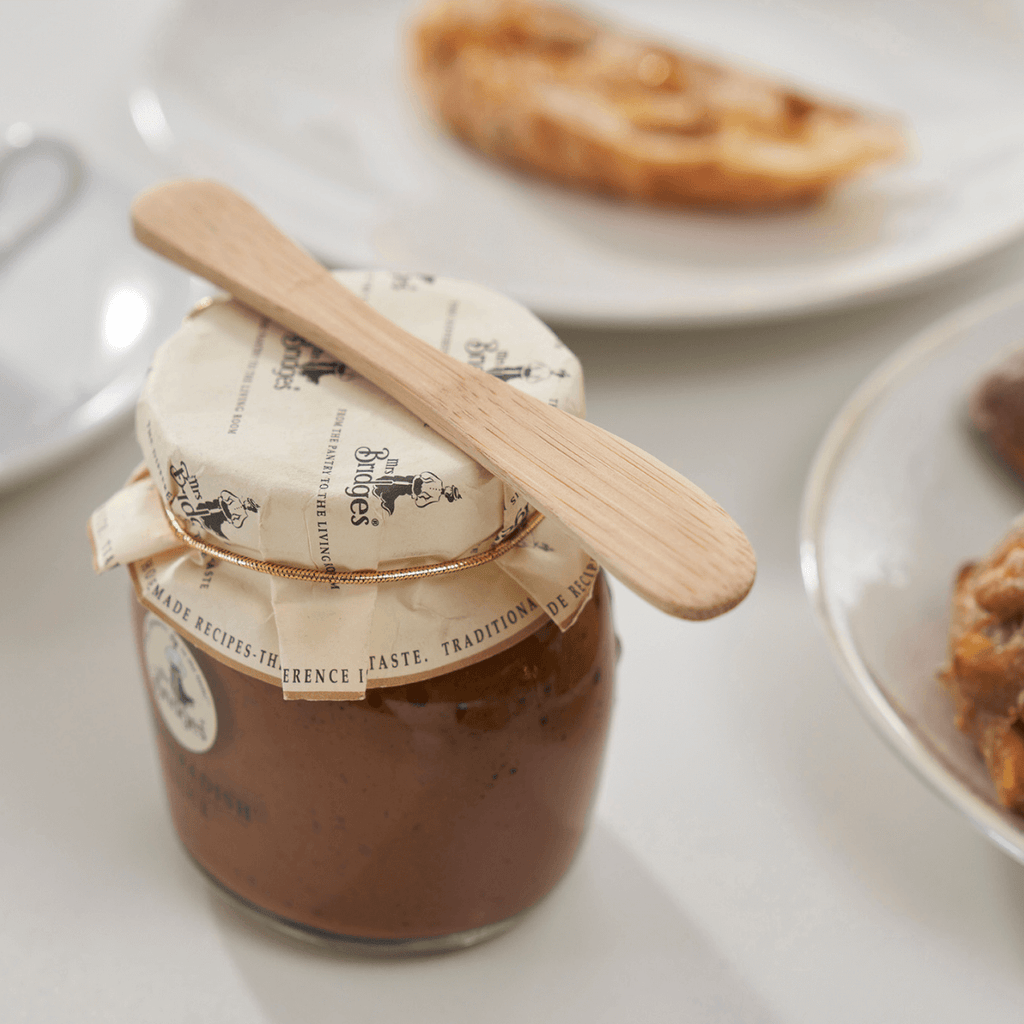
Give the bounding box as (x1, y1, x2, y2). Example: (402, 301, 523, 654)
(132, 573, 616, 953)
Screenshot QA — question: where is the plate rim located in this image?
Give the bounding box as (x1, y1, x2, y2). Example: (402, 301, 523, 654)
(799, 279, 1024, 865)
(0, 372, 139, 494)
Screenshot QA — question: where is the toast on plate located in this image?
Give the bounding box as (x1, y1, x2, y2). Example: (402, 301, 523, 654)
(409, 0, 906, 210)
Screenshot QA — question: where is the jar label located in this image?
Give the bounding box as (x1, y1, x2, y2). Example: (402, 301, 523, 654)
(142, 612, 218, 753)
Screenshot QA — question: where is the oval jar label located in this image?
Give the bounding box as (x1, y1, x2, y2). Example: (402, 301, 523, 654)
(142, 612, 217, 753)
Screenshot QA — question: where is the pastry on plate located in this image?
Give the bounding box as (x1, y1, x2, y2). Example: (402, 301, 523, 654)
(409, 0, 906, 210)
(941, 520, 1024, 812)
(970, 348, 1024, 484)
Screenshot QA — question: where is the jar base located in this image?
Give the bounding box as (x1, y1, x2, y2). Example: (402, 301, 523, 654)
(194, 857, 526, 956)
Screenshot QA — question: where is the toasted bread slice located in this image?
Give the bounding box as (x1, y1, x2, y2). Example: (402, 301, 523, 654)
(409, 0, 905, 209)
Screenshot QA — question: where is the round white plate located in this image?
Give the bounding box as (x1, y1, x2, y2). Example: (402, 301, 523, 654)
(801, 283, 1024, 865)
(0, 136, 193, 493)
(130, 0, 1024, 326)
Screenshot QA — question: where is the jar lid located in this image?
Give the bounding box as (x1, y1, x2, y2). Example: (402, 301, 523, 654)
(142, 270, 584, 569)
(90, 271, 600, 699)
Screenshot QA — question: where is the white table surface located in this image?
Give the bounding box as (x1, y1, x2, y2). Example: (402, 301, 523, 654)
(7, 2, 1024, 1020)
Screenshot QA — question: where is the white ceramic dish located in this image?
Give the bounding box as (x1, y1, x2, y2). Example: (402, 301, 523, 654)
(0, 142, 193, 493)
(130, 0, 1024, 327)
(802, 283, 1024, 865)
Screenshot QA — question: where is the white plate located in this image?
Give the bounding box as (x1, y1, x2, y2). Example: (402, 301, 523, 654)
(0, 136, 193, 492)
(130, 0, 1024, 326)
(801, 283, 1024, 865)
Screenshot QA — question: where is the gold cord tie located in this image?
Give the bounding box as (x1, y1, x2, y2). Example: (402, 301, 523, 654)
(162, 504, 544, 584)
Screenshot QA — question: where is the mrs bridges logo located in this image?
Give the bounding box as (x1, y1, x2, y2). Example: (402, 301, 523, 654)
(465, 338, 568, 385)
(272, 334, 348, 390)
(346, 446, 462, 527)
(170, 461, 259, 540)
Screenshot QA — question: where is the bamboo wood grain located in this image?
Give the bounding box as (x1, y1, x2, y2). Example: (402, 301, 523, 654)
(131, 179, 756, 619)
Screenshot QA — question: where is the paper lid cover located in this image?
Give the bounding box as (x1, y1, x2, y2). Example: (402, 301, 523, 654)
(90, 270, 600, 699)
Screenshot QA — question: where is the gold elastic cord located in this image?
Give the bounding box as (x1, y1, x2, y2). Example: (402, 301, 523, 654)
(163, 505, 544, 584)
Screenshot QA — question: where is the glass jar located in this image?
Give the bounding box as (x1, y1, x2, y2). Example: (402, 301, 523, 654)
(90, 269, 617, 953)
(132, 573, 616, 952)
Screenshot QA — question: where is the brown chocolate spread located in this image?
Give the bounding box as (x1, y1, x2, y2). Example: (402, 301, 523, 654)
(133, 573, 616, 942)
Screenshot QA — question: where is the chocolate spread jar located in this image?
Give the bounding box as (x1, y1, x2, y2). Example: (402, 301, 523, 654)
(90, 271, 617, 952)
